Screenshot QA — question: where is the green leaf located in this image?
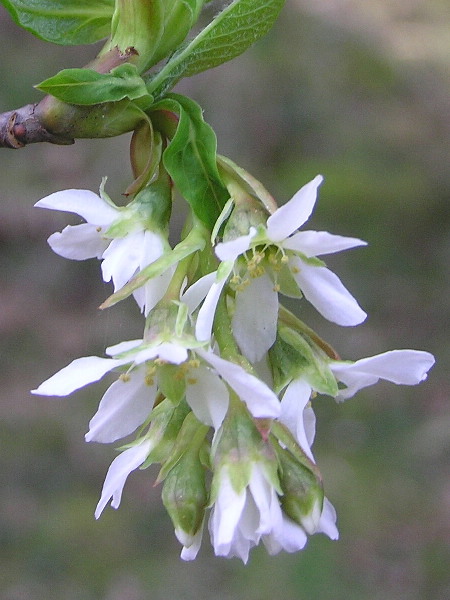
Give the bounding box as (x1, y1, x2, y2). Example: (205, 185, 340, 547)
(36, 64, 152, 106)
(0, 0, 114, 45)
(146, 0, 285, 97)
(154, 94, 228, 228)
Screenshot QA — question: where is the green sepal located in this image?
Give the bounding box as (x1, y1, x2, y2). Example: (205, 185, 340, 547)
(270, 324, 338, 396)
(140, 398, 191, 468)
(157, 411, 209, 483)
(217, 155, 278, 215)
(153, 94, 228, 229)
(146, 0, 286, 98)
(0, 0, 114, 45)
(35, 64, 153, 107)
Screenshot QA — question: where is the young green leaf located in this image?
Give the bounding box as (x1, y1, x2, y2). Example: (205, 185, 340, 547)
(146, 0, 285, 97)
(0, 0, 114, 46)
(36, 64, 152, 106)
(153, 94, 228, 228)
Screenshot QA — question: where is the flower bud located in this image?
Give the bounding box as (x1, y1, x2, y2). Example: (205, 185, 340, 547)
(275, 444, 324, 534)
(162, 445, 208, 538)
(269, 323, 338, 397)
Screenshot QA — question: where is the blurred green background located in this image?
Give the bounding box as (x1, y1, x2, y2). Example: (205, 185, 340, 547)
(0, 1, 449, 599)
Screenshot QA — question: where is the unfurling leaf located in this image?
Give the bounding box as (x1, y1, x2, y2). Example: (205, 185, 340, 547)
(0, 0, 114, 45)
(36, 64, 153, 107)
(147, 0, 285, 97)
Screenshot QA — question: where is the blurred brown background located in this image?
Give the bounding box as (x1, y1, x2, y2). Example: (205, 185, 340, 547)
(0, 1, 449, 599)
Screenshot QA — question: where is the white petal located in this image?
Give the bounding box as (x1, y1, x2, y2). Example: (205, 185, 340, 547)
(182, 272, 217, 314)
(267, 175, 323, 242)
(317, 497, 339, 540)
(47, 223, 109, 260)
(263, 514, 308, 555)
(197, 349, 280, 419)
(31, 356, 129, 396)
(211, 472, 246, 548)
(185, 366, 229, 430)
(290, 256, 367, 326)
(178, 520, 204, 561)
(283, 230, 367, 257)
(101, 232, 143, 290)
(195, 266, 232, 342)
(249, 466, 282, 535)
(94, 439, 152, 518)
(280, 379, 315, 462)
(133, 342, 188, 365)
(133, 264, 174, 316)
(140, 230, 165, 266)
(35, 189, 118, 226)
(331, 350, 435, 399)
(106, 339, 143, 356)
(215, 229, 256, 262)
(85, 366, 156, 443)
(232, 273, 278, 362)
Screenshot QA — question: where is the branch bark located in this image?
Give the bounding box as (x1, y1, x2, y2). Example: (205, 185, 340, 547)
(0, 103, 75, 149)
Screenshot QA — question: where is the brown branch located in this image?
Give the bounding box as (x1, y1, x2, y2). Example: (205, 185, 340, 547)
(0, 103, 75, 149)
(0, 48, 141, 150)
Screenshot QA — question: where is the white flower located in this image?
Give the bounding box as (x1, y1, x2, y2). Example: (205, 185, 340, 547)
(208, 175, 367, 362)
(35, 187, 173, 315)
(32, 335, 281, 441)
(208, 461, 337, 561)
(94, 438, 152, 518)
(330, 349, 436, 400)
(262, 496, 338, 555)
(208, 463, 284, 563)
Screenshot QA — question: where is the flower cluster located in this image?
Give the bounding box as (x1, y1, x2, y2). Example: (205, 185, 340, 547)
(33, 171, 435, 562)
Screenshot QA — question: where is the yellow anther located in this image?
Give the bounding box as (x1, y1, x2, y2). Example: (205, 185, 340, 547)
(187, 377, 198, 385)
(145, 375, 155, 386)
(119, 373, 131, 382)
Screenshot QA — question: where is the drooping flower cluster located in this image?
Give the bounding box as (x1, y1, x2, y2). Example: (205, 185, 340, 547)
(33, 170, 435, 562)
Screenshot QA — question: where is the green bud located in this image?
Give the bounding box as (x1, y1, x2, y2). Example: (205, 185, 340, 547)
(211, 394, 280, 498)
(275, 444, 324, 535)
(162, 448, 207, 537)
(269, 324, 338, 397)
